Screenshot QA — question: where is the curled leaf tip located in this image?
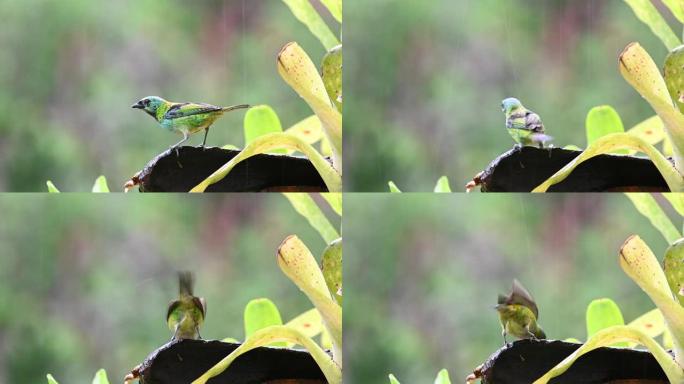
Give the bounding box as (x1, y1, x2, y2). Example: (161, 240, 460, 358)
(619, 235, 639, 262)
(277, 42, 296, 66)
(276, 234, 297, 262)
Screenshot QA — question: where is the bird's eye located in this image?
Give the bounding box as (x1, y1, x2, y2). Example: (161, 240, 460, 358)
(144, 99, 150, 106)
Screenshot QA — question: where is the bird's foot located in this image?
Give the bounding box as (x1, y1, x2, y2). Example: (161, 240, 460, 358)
(512, 143, 522, 153)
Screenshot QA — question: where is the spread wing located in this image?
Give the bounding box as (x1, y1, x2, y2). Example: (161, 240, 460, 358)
(167, 300, 181, 321)
(508, 279, 539, 319)
(164, 102, 223, 120)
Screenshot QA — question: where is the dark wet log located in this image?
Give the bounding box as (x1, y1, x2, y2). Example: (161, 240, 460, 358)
(471, 147, 669, 192)
(126, 147, 328, 192)
(472, 339, 668, 384)
(137, 339, 326, 384)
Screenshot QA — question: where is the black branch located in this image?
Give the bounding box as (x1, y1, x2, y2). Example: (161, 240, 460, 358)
(127, 147, 328, 192)
(472, 147, 669, 192)
(474, 339, 668, 384)
(137, 339, 326, 384)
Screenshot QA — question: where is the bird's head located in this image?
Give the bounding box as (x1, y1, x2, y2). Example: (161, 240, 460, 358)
(132, 96, 166, 118)
(501, 97, 522, 114)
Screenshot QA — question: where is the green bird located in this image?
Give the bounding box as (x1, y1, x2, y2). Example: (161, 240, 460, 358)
(495, 279, 546, 344)
(501, 97, 552, 148)
(132, 96, 250, 153)
(167, 271, 206, 340)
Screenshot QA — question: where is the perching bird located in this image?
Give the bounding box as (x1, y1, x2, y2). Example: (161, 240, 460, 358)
(495, 279, 546, 344)
(167, 271, 206, 340)
(501, 97, 552, 148)
(132, 96, 250, 153)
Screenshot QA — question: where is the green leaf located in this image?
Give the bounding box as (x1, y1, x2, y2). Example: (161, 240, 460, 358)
(46, 181, 60, 193)
(278, 42, 342, 172)
(434, 369, 451, 384)
(433, 176, 452, 193)
(91, 176, 110, 193)
(664, 239, 684, 305)
(91, 369, 110, 384)
(389, 374, 401, 384)
(662, 0, 684, 23)
(624, 0, 681, 50)
(285, 308, 323, 339)
(282, 0, 340, 50)
(277, 235, 342, 358)
(563, 144, 582, 151)
(586, 105, 625, 150)
(586, 298, 627, 347)
(192, 326, 341, 384)
(244, 298, 286, 347)
(533, 325, 684, 384)
(191, 133, 341, 192)
(322, 238, 342, 304)
(244, 105, 285, 154)
(388, 181, 402, 193)
(533, 133, 684, 192)
(619, 235, 684, 363)
(627, 115, 666, 155)
(663, 193, 684, 217)
(625, 193, 681, 243)
(319, 0, 342, 23)
(321, 45, 342, 112)
(47, 374, 59, 384)
(620, 42, 684, 171)
(283, 193, 339, 243)
(320, 193, 342, 216)
(628, 308, 666, 343)
(285, 115, 324, 145)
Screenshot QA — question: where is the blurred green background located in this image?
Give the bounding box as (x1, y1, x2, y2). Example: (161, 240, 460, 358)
(0, 194, 339, 382)
(0, 0, 338, 191)
(345, 193, 676, 383)
(345, 0, 674, 191)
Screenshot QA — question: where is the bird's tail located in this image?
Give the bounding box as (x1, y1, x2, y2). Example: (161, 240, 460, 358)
(530, 132, 553, 145)
(221, 104, 250, 113)
(178, 271, 195, 297)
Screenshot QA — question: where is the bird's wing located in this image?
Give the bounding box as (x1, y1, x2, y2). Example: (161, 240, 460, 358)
(525, 112, 545, 133)
(164, 102, 223, 120)
(167, 299, 181, 321)
(194, 296, 207, 317)
(509, 279, 539, 319)
(507, 111, 533, 130)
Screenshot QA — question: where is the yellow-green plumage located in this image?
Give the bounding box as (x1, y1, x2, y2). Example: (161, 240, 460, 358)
(132, 96, 250, 151)
(501, 97, 551, 148)
(496, 279, 546, 343)
(167, 271, 206, 340)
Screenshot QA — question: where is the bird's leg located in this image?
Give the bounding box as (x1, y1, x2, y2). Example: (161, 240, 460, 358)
(501, 328, 508, 346)
(513, 143, 522, 153)
(525, 323, 537, 340)
(170, 132, 190, 157)
(201, 126, 211, 149)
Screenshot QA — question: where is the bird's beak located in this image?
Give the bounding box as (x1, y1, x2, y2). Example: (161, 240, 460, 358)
(131, 101, 144, 109)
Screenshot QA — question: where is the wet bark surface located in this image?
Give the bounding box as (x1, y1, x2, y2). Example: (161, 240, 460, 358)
(473, 147, 669, 192)
(475, 339, 668, 384)
(137, 339, 326, 384)
(127, 147, 328, 192)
